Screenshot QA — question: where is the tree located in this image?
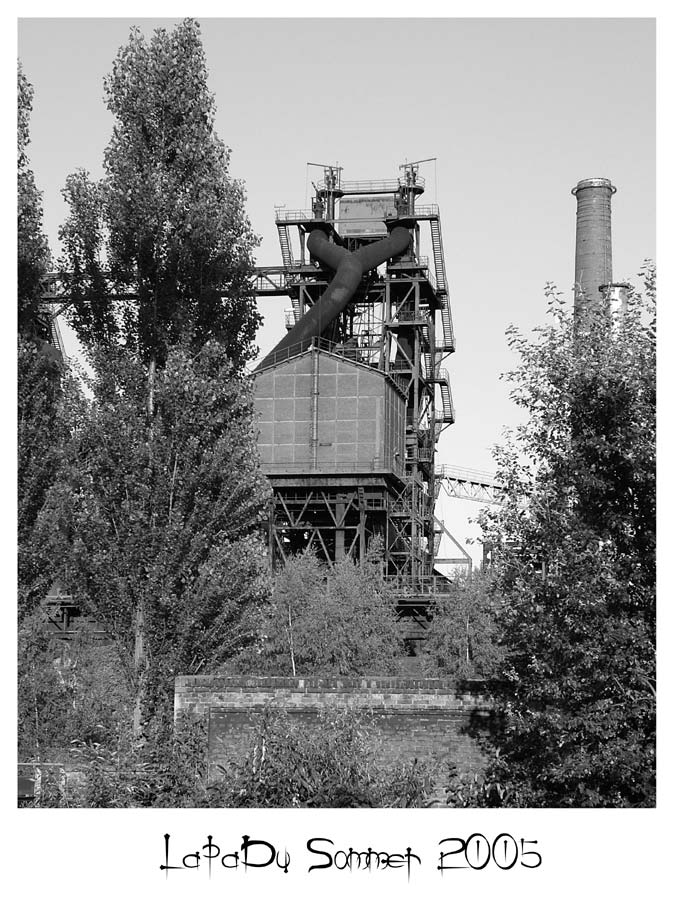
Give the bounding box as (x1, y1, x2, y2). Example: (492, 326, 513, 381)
(227, 546, 409, 676)
(421, 570, 503, 680)
(38, 342, 271, 732)
(46, 20, 266, 738)
(17, 340, 76, 619)
(18, 61, 50, 337)
(59, 19, 260, 370)
(17, 64, 73, 618)
(474, 273, 656, 807)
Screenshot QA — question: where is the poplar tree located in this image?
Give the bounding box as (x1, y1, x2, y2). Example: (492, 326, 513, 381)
(18, 61, 50, 336)
(59, 18, 260, 369)
(40, 343, 270, 732)
(17, 62, 71, 616)
(45, 21, 268, 735)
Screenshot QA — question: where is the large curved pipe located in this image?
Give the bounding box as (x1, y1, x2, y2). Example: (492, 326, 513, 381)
(255, 225, 411, 371)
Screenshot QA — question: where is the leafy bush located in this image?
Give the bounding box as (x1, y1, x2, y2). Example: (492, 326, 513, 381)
(219, 709, 431, 808)
(68, 717, 213, 808)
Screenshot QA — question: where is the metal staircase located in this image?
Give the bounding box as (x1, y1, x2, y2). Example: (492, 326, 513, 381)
(290, 293, 302, 324)
(277, 224, 295, 269)
(439, 299, 455, 352)
(49, 316, 66, 358)
(274, 226, 301, 324)
(437, 369, 455, 424)
(429, 216, 447, 294)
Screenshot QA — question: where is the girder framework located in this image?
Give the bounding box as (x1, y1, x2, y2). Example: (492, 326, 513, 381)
(267, 478, 389, 566)
(436, 465, 505, 505)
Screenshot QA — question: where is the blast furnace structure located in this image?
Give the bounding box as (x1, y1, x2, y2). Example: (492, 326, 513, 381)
(253, 162, 458, 612)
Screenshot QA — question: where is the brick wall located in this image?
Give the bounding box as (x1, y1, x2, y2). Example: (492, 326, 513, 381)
(174, 676, 493, 800)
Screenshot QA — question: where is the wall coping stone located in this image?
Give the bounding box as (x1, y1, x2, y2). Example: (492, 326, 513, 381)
(175, 675, 488, 692)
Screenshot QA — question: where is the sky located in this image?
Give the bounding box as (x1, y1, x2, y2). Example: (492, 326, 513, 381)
(17, 16, 656, 568)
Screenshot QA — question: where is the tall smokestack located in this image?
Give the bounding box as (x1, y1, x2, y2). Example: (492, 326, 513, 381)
(572, 177, 616, 318)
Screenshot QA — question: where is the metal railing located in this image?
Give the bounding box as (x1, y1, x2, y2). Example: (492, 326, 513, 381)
(412, 204, 440, 218)
(436, 465, 501, 487)
(275, 208, 316, 222)
(262, 460, 404, 475)
(392, 304, 428, 323)
(275, 203, 440, 225)
(253, 269, 292, 292)
(389, 254, 430, 269)
(317, 176, 426, 194)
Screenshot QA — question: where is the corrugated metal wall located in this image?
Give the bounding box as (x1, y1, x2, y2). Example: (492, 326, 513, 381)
(255, 350, 405, 475)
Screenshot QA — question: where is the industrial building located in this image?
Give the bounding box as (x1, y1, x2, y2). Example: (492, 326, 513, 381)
(252, 161, 460, 634)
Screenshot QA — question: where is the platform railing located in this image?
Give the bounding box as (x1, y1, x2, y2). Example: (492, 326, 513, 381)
(410, 204, 440, 218)
(275, 203, 440, 224)
(317, 176, 426, 193)
(261, 460, 404, 475)
(436, 465, 501, 487)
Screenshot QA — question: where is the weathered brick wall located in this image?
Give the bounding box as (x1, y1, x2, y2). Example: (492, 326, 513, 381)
(174, 676, 493, 797)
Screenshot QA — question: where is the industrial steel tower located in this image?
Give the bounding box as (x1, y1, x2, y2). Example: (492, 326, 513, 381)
(253, 162, 456, 599)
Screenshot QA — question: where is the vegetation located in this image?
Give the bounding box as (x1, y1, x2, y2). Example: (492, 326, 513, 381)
(59, 18, 259, 369)
(22, 708, 429, 808)
(17, 340, 76, 619)
(17, 62, 76, 619)
(228, 545, 408, 676)
(465, 278, 656, 807)
(18, 21, 269, 777)
(421, 570, 503, 679)
(31, 20, 267, 740)
(36, 342, 270, 734)
(17, 61, 50, 337)
(18, 614, 133, 765)
(221, 709, 430, 808)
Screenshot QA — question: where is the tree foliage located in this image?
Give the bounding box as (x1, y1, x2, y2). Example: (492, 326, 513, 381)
(18, 62, 50, 336)
(17, 65, 72, 618)
(17, 339, 77, 618)
(421, 570, 503, 680)
(35, 20, 268, 746)
(228, 546, 409, 676)
(475, 273, 656, 807)
(18, 614, 133, 765)
(59, 19, 260, 368)
(38, 342, 271, 726)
